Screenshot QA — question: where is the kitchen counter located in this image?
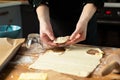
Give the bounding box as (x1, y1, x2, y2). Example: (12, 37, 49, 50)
(0, 43, 120, 80)
(0, 1, 28, 8)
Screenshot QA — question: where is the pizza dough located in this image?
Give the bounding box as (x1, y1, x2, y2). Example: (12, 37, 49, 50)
(29, 45, 103, 77)
(53, 36, 69, 44)
(18, 72, 47, 80)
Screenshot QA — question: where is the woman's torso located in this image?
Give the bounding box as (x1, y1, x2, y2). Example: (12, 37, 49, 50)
(49, 0, 84, 18)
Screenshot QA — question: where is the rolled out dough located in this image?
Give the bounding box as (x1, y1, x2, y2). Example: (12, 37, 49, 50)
(29, 45, 103, 77)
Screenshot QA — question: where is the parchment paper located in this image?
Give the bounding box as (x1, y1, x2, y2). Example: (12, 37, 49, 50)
(0, 38, 25, 71)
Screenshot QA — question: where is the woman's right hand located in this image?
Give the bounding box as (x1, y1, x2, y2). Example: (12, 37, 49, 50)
(36, 5, 57, 47)
(40, 20, 57, 47)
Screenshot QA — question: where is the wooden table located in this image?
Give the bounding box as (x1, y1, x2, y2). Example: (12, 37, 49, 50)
(0, 43, 120, 80)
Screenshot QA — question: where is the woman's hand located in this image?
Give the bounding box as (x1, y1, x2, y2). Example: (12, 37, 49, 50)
(66, 3, 97, 45)
(36, 5, 57, 47)
(66, 21, 88, 45)
(40, 20, 57, 47)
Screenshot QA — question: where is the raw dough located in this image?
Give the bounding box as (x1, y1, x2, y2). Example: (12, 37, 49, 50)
(18, 72, 47, 80)
(53, 36, 69, 44)
(29, 45, 103, 77)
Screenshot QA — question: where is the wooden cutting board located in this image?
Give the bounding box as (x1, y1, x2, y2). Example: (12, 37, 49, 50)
(0, 38, 25, 71)
(29, 45, 104, 77)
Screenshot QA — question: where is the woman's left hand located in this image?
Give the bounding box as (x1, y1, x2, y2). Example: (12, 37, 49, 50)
(66, 20, 88, 45)
(65, 3, 97, 46)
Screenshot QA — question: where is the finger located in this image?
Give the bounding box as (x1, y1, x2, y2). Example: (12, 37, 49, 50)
(66, 33, 85, 45)
(65, 37, 79, 45)
(70, 31, 78, 40)
(46, 31, 55, 41)
(66, 38, 83, 45)
(40, 33, 57, 46)
(69, 33, 81, 43)
(44, 38, 57, 46)
(65, 38, 79, 45)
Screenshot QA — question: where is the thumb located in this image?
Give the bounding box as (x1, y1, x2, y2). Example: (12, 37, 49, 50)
(70, 31, 81, 40)
(46, 32, 55, 40)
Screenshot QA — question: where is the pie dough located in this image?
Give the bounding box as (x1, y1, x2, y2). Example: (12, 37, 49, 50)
(29, 45, 103, 77)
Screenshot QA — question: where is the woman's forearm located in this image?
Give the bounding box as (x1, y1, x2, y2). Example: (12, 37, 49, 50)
(78, 3, 97, 23)
(36, 4, 50, 22)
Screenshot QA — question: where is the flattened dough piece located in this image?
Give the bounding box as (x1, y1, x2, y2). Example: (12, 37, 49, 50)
(53, 36, 69, 44)
(18, 72, 47, 80)
(29, 45, 104, 77)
